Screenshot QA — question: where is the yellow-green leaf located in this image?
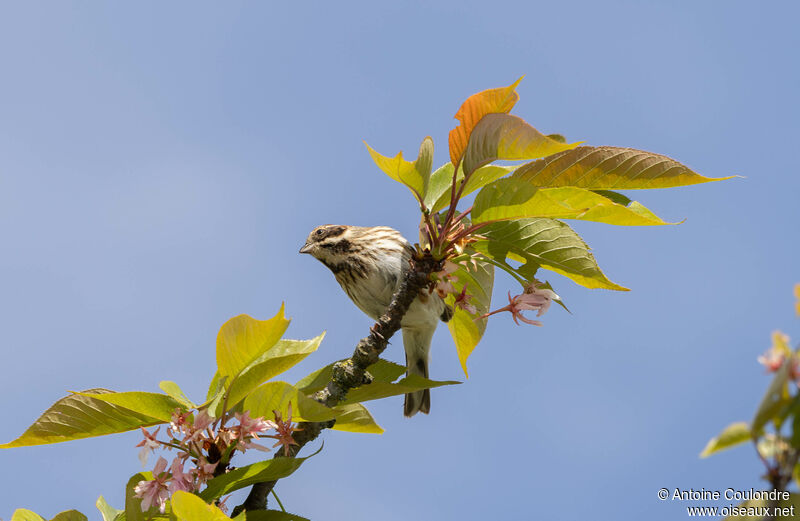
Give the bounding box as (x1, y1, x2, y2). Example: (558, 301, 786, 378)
(700, 421, 751, 458)
(445, 258, 494, 377)
(448, 77, 523, 167)
(199, 456, 311, 501)
(462, 113, 580, 176)
(512, 146, 734, 189)
(244, 511, 310, 521)
(330, 403, 383, 434)
(215, 333, 326, 414)
(159, 381, 196, 409)
(472, 178, 670, 226)
(365, 137, 433, 202)
(217, 306, 290, 378)
(426, 163, 516, 214)
(242, 381, 335, 423)
(76, 391, 185, 423)
(340, 374, 460, 405)
(1, 389, 161, 448)
(96, 496, 123, 521)
(124, 472, 152, 521)
(475, 218, 628, 291)
(51, 512, 88, 521)
(172, 491, 230, 521)
(752, 359, 793, 434)
(11, 510, 46, 521)
(11, 511, 88, 521)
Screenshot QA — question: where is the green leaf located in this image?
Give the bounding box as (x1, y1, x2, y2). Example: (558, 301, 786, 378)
(1, 389, 162, 448)
(699, 421, 751, 458)
(512, 146, 735, 189)
(96, 496, 123, 521)
(296, 359, 407, 394)
(171, 491, 230, 521)
(752, 359, 793, 434)
(417, 136, 434, 195)
(11, 510, 46, 521)
(462, 113, 580, 176)
(424, 162, 455, 212)
(124, 472, 151, 521)
(244, 511, 310, 521)
(76, 391, 185, 423)
(365, 137, 433, 203)
(426, 163, 516, 214)
(330, 403, 383, 434)
(242, 381, 335, 423)
(219, 334, 325, 414)
(199, 456, 311, 501)
(159, 381, 196, 409)
(445, 257, 494, 377)
(51, 512, 88, 521)
(475, 218, 628, 291)
(722, 494, 800, 520)
(341, 374, 460, 405)
(217, 306, 290, 379)
(591, 190, 631, 206)
(472, 178, 670, 226)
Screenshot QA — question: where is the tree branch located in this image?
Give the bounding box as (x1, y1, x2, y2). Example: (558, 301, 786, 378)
(233, 252, 441, 515)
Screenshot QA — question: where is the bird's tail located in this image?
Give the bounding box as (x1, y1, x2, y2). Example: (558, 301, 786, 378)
(402, 327, 435, 417)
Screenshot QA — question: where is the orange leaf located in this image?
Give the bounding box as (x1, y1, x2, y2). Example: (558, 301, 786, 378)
(448, 77, 523, 168)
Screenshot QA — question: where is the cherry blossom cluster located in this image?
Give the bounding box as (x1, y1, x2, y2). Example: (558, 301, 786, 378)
(133, 404, 301, 513)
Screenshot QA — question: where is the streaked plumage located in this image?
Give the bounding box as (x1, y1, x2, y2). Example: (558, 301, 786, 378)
(300, 225, 451, 416)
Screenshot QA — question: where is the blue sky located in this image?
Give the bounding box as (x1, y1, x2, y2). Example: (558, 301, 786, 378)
(2, 1, 799, 519)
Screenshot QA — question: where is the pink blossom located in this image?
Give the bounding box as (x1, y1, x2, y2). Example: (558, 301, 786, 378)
(265, 402, 303, 456)
(192, 458, 219, 487)
(234, 411, 274, 441)
(239, 439, 271, 453)
(433, 261, 460, 298)
(135, 426, 162, 466)
(441, 260, 459, 276)
(134, 457, 170, 513)
(478, 284, 559, 326)
(453, 287, 477, 315)
(758, 347, 785, 373)
(435, 279, 458, 299)
(168, 456, 194, 493)
(185, 409, 215, 442)
(193, 409, 215, 431)
(169, 409, 192, 436)
(217, 495, 231, 514)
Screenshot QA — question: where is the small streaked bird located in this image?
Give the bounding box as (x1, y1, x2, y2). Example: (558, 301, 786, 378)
(300, 225, 452, 416)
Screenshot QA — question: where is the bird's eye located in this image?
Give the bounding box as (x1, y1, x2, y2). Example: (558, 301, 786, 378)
(315, 229, 323, 236)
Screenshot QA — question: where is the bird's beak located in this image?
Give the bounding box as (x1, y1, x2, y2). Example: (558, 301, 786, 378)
(299, 243, 313, 254)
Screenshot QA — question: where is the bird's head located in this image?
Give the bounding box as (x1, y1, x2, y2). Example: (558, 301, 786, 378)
(299, 224, 352, 261)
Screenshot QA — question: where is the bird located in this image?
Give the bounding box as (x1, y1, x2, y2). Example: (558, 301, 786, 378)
(300, 224, 452, 416)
